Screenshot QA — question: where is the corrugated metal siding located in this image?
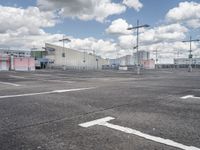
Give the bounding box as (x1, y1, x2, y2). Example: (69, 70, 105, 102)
(45, 43, 109, 70)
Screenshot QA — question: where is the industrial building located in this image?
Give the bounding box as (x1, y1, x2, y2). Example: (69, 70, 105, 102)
(109, 51, 155, 70)
(174, 58, 200, 68)
(0, 48, 31, 57)
(31, 50, 49, 69)
(45, 43, 109, 70)
(141, 59, 155, 69)
(0, 48, 35, 71)
(133, 50, 150, 64)
(109, 55, 134, 66)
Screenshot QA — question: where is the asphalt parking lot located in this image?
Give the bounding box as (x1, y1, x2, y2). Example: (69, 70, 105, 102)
(0, 69, 200, 150)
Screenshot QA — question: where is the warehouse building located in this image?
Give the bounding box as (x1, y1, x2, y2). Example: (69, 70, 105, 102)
(133, 50, 150, 64)
(174, 58, 200, 68)
(109, 55, 134, 66)
(31, 49, 49, 69)
(45, 43, 109, 70)
(141, 59, 155, 69)
(109, 51, 155, 70)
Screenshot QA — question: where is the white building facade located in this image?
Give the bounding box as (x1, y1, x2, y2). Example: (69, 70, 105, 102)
(45, 43, 109, 70)
(174, 58, 200, 65)
(133, 51, 150, 65)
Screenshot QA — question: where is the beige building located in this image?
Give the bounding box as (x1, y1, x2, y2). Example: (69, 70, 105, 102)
(45, 43, 109, 70)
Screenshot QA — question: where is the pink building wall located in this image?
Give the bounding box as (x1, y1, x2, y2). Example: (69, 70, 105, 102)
(141, 59, 155, 69)
(0, 54, 35, 71)
(14, 57, 35, 71)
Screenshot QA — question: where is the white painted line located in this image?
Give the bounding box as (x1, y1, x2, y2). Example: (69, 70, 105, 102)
(79, 117, 200, 150)
(9, 75, 26, 79)
(0, 87, 95, 99)
(33, 74, 52, 77)
(46, 80, 74, 83)
(181, 95, 200, 99)
(181, 95, 194, 99)
(0, 81, 21, 87)
(79, 117, 115, 128)
(53, 87, 95, 93)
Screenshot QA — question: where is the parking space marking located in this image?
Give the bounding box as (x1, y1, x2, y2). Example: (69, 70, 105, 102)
(0, 81, 21, 87)
(45, 80, 74, 83)
(0, 87, 95, 99)
(9, 75, 74, 84)
(9, 75, 26, 79)
(79, 117, 200, 150)
(181, 95, 200, 99)
(33, 74, 52, 77)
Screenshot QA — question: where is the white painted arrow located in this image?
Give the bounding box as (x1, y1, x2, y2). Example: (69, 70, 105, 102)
(79, 117, 200, 150)
(181, 95, 200, 99)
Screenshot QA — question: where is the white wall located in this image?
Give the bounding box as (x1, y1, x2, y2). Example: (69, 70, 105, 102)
(45, 43, 108, 70)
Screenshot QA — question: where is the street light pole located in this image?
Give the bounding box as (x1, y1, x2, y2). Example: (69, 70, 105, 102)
(93, 50, 99, 70)
(59, 35, 71, 70)
(136, 20, 139, 70)
(83, 49, 86, 70)
(127, 20, 150, 74)
(182, 36, 199, 72)
(153, 49, 158, 69)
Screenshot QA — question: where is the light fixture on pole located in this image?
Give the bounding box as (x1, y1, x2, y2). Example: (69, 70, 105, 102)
(59, 36, 71, 70)
(127, 20, 150, 74)
(182, 36, 199, 72)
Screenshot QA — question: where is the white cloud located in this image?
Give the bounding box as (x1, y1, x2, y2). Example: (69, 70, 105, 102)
(122, 0, 143, 11)
(166, 1, 200, 29)
(116, 22, 191, 63)
(153, 23, 188, 42)
(118, 35, 136, 49)
(106, 18, 133, 35)
(0, 5, 62, 49)
(0, 31, 63, 49)
(0, 6, 56, 35)
(37, 0, 126, 22)
(117, 23, 188, 48)
(142, 23, 188, 44)
(65, 37, 117, 58)
(186, 19, 200, 29)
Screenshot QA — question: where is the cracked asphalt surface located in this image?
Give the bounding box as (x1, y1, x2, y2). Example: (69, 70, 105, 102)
(0, 69, 200, 150)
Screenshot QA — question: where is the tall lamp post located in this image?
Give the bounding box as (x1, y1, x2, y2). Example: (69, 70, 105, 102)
(182, 36, 199, 72)
(93, 50, 99, 70)
(59, 36, 71, 70)
(127, 20, 150, 74)
(153, 49, 158, 69)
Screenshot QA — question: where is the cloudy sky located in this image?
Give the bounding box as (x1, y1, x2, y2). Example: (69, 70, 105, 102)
(1, 0, 200, 63)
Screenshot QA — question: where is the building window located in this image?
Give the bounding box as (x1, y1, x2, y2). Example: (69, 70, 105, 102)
(62, 53, 65, 57)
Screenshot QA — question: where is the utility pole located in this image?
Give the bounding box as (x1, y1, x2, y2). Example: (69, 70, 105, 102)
(153, 49, 158, 69)
(59, 35, 71, 70)
(83, 49, 86, 70)
(176, 50, 180, 69)
(182, 36, 199, 72)
(93, 50, 99, 70)
(127, 20, 150, 74)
